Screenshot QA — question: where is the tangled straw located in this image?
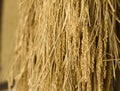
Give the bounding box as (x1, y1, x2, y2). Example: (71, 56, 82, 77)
(8, 0, 120, 91)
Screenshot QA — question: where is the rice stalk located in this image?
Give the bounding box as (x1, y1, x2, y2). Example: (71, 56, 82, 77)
(8, 0, 120, 91)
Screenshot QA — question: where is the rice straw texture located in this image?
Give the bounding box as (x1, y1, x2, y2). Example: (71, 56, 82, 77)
(8, 0, 120, 91)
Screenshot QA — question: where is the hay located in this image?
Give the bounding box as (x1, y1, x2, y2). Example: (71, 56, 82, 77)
(8, 0, 120, 91)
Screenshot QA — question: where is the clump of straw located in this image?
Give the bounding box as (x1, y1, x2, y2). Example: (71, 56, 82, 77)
(8, 0, 120, 91)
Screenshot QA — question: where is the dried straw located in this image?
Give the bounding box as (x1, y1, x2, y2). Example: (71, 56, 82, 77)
(8, 0, 120, 91)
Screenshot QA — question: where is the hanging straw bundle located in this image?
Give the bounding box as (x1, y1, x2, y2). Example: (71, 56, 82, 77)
(8, 0, 120, 91)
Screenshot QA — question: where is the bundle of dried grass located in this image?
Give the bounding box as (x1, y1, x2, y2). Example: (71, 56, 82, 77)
(8, 0, 120, 91)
